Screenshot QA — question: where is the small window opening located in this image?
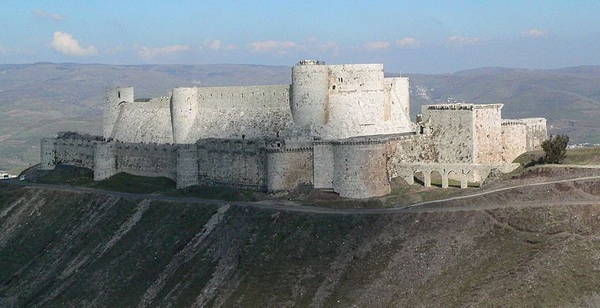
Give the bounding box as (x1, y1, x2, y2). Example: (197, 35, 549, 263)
(242, 134, 246, 140)
(277, 143, 281, 147)
(117, 91, 120, 98)
(332, 85, 336, 90)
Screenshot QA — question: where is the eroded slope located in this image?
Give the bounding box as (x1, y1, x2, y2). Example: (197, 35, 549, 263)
(1, 186, 600, 307)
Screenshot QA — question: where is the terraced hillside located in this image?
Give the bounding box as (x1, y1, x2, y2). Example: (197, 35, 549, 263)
(2, 183, 600, 307)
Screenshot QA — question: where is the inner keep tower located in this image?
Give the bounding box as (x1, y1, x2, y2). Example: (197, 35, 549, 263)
(290, 60, 413, 140)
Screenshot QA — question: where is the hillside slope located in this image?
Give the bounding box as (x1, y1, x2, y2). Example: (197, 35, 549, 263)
(2, 186, 600, 307)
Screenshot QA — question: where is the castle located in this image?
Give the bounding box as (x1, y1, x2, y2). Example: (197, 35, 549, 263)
(40, 60, 547, 198)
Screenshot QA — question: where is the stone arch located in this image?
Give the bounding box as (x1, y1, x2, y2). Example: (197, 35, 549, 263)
(403, 167, 416, 185)
(413, 169, 427, 186)
(430, 169, 443, 188)
(446, 169, 461, 188)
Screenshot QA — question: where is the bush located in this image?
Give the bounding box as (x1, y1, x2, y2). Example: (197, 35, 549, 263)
(541, 135, 569, 164)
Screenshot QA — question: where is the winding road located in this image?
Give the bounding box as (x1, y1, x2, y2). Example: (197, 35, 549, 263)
(2, 174, 600, 215)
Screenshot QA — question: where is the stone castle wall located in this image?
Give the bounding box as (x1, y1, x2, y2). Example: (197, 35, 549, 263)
(266, 140, 313, 192)
(196, 139, 268, 190)
(52, 137, 97, 169)
(472, 105, 503, 163)
(501, 120, 528, 163)
(332, 141, 391, 198)
(421, 105, 475, 163)
(187, 85, 293, 141)
(112, 100, 174, 144)
(41, 61, 548, 199)
(521, 118, 547, 151)
(114, 143, 178, 180)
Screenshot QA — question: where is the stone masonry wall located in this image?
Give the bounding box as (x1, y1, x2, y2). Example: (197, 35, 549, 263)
(289, 63, 413, 140)
(312, 142, 334, 190)
(472, 105, 503, 163)
(522, 118, 548, 151)
(186, 85, 293, 142)
(196, 139, 269, 191)
(332, 141, 390, 198)
(421, 105, 474, 163)
(112, 100, 174, 144)
(501, 121, 528, 163)
(114, 143, 177, 180)
(53, 138, 97, 169)
(94, 143, 116, 181)
(40, 138, 57, 170)
(266, 148, 313, 192)
(176, 144, 199, 189)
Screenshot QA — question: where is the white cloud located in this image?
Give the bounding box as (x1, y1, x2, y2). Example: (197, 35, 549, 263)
(447, 35, 480, 46)
(317, 41, 340, 53)
(51, 32, 98, 56)
(33, 9, 64, 21)
(138, 45, 190, 59)
(396, 37, 420, 48)
(364, 41, 391, 50)
(522, 29, 547, 38)
(203, 40, 237, 51)
(207, 40, 222, 50)
(248, 40, 297, 53)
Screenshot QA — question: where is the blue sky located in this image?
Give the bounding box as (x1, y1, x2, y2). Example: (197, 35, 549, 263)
(1, 0, 600, 73)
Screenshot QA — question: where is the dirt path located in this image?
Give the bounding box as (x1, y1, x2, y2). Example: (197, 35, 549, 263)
(3, 175, 600, 215)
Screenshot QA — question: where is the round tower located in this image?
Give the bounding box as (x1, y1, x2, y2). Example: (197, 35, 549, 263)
(290, 60, 329, 136)
(104, 87, 133, 139)
(170, 87, 198, 144)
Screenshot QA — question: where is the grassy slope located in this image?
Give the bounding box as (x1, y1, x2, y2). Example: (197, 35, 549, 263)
(28, 165, 476, 207)
(2, 186, 600, 306)
(514, 147, 600, 166)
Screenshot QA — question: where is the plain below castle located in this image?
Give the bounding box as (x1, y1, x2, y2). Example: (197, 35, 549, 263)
(40, 60, 547, 198)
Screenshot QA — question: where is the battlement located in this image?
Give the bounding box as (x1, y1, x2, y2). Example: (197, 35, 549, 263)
(297, 59, 326, 65)
(57, 131, 104, 141)
(195, 84, 290, 107)
(424, 103, 504, 111)
(501, 119, 527, 126)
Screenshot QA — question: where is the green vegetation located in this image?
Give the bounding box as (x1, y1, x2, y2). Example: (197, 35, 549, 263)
(32, 165, 175, 194)
(542, 134, 570, 164)
(29, 165, 261, 201)
(514, 146, 600, 167)
(92, 173, 175, 194)
(32, 165, 95, 186)
(27, 165, 483, 208)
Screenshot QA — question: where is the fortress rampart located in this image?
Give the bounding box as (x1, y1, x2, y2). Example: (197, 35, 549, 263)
(41, 60, 548, 198)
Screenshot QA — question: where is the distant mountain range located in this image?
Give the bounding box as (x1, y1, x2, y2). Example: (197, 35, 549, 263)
(1, 63, 599, 172)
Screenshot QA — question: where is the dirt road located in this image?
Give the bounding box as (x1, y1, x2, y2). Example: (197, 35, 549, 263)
(3, 175, 600, 215)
